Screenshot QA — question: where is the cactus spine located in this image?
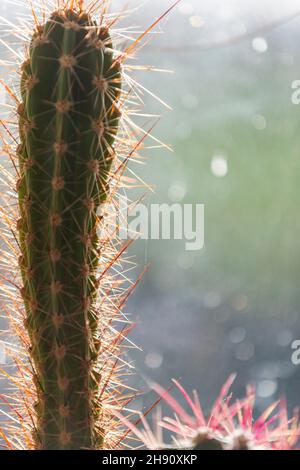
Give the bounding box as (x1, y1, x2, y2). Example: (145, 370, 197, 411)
(17, 6, 121, 449)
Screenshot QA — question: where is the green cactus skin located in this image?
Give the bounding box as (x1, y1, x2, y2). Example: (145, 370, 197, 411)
(17, 7, 121, 450)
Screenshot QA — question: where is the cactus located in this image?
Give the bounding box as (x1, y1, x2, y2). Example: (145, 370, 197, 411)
(0, 0, 180, 450)
(17, 5, 122, 450)
(0, 0, 166, 450)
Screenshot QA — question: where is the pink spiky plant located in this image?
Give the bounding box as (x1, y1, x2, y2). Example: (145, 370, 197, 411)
(117, 376, 300, 450)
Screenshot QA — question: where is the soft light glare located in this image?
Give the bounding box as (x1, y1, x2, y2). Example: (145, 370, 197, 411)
(211, 154, 228, 178)
(189, 15, 204, 28)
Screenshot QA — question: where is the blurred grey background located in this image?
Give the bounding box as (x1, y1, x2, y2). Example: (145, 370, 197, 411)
(1, 0, 300, 422)
(120, 0, 300, 415)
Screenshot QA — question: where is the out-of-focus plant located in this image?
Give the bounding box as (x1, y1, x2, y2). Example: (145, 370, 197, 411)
(117, 376, 300, 450)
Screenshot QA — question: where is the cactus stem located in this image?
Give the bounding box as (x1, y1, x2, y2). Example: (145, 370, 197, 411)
(0, 0, 175, 450)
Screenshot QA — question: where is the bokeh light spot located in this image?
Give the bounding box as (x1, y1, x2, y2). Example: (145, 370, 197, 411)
(252, 114, 267, 130)
(178, 1, 194, 15)
(145, 352, 163, 369)
(235, 341, 255, 361)
(230, 327, 246, 344)
(257, 379, 278, 398)
(211, 153, 228, 178)
(232, 294, 248, 312)
(189, 15, 204, 28)
(204, 291, 222, 309)
(168, 181, 186, 202)
(252, 37, 268, 53)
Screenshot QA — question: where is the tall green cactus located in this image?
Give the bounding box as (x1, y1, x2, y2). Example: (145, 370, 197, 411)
(17, 7, 121, 450)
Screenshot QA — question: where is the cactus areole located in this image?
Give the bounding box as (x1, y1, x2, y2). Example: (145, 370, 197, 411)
(17, 8, 121, 449)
